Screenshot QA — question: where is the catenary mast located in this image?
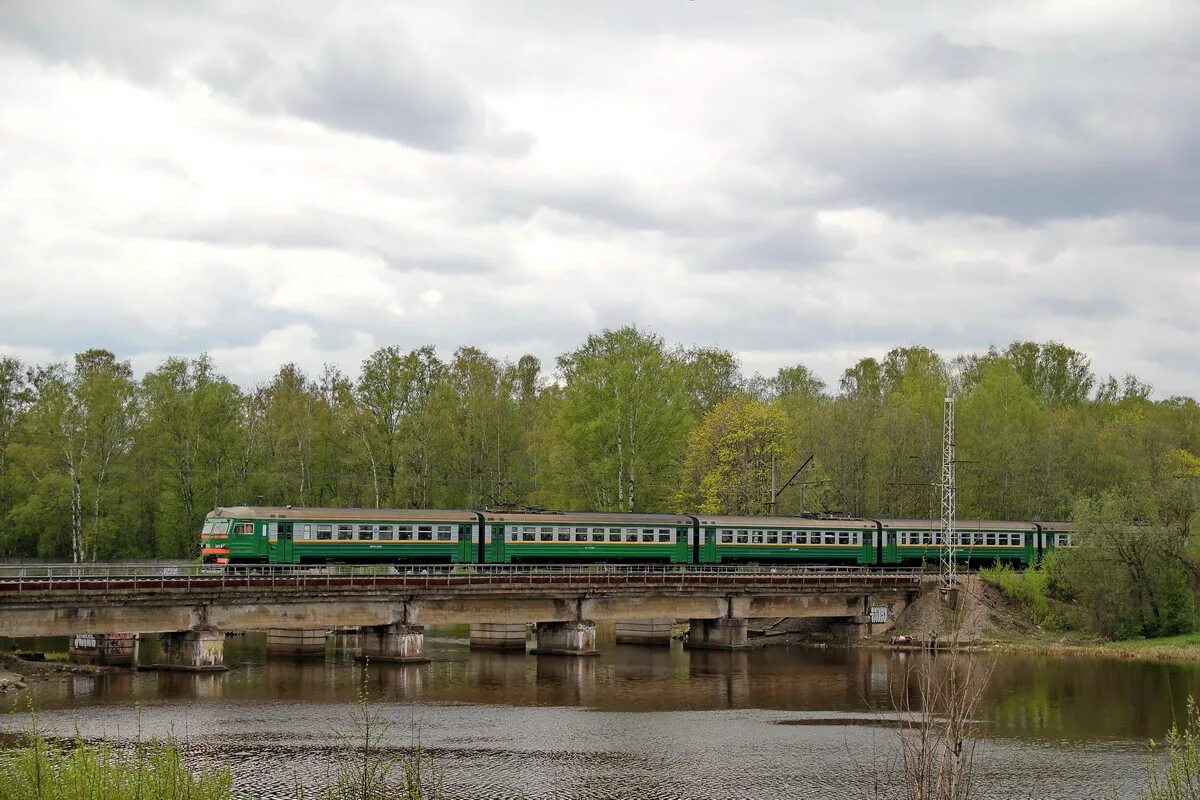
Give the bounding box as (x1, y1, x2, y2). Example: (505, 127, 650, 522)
(938, 396, 957, 592)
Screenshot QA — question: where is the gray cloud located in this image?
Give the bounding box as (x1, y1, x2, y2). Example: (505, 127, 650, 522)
(284, 38, 477, 152)
(1, 1, 1199, 397)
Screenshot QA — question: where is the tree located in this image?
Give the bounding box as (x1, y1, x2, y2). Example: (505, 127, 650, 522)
(956, 358, 1044, 519)
(549, 327, 690, 512)
(432, 347, 525, 509)
(7, 350, 137, 561)
(1051, 489, 1195, 638)
(140, 354, 244, 556)
(678, 346, 743, 417)
(354, 346, 444, 508)
(1004, 341, 1094, 407)
(0, 357, 30, 554)
(677, 395, 787, 514)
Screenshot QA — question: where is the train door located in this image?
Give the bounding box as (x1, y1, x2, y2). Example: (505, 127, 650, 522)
(273, 522, 294, 563)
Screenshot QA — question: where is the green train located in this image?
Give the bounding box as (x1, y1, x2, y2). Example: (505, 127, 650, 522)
(201, 506, 1073, 567)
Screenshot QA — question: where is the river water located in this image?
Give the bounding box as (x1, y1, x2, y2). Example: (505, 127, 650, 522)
(2, 626, 1193, 799)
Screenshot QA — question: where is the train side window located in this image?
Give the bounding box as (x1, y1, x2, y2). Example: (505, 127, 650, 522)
(766, 531, 778, 544)
(336, 524, 352, 540)
(985, 532, 996, 546)
(780, 531, 793, 545)
(591, 528, 605, 542)
(357, 524, 373, 541)
(396, 525, 413, 541)
(658, 528, 672, 543)
(638, 528, 651, 543)
(316, 524, 333, 540)
(378, 525, 393, 539)
(575, 527, 589, 542)
(720, 529, 734, 544)
(606, 528, 621, 542)
(267, 522, 277, 543)
(736, 529, 749, 544)
(233, 522, 253, 535)
(750, 530, 763, 544)
(301, 524, 312, 540)
(838, 531, 849, 545)
(437, 525, 453, 541)
(557, 527, 571, 542)
(417, 525, 433, 541)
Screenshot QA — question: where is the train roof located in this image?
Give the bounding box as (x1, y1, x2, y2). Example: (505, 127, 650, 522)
(696, 515, 874, 528)
(1035, 521, 1073, 531)
(874, 518, 1038, 531)
(481, 510, 692, 525)
(206, 507, 480, 523)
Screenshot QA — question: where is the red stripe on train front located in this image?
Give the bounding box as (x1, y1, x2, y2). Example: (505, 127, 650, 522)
(201, 547, 230, 555)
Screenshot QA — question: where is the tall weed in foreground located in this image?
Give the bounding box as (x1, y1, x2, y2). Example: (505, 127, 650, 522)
(305, 669, 448, 800)
(1144, 696, 1200, 800)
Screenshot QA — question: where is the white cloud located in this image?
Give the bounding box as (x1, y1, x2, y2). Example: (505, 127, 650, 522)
(0, 1, 1197, 397)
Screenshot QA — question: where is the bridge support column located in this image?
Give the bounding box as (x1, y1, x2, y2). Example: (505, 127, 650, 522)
(156, 629, 226, 672)
(615, 619, 674, 646)
(531, 621, 599, 656)
(830, 617, 871, 643)
(685, 618, 749, 650)
(69, 633, 139, 667)
(266, 629, 328, 658)
(470, 623, 528, 651)
(358, 624, 430, 664)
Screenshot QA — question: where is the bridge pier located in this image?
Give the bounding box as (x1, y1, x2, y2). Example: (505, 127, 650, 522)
(469, 623, 528, 651)
(357, 623, 430, 664)
(155, 629, 227, 672)
(614, 619, 674, 646)
(69, 633, 139, 667)
(531, 621, 599, 656)
(266, 628, 328, 658)
(685, 618, 749, 650)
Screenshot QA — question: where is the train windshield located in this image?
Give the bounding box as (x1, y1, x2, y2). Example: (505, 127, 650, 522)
(202, 521, 213, 534)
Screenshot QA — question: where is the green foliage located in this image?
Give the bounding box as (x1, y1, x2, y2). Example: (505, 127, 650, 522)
(677, 395, 787, 514)
(0, 333, 1197, 563)
(979, 562, 1055, 627)
(0, 731, 232, 800)
(543, 326, 691, 511)
(1144, 696, 1200, 800)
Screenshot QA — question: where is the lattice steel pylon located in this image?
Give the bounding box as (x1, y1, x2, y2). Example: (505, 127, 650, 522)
(938, 395, 957, 592)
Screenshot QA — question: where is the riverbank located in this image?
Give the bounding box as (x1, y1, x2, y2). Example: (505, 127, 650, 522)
(868, 575, 1200, 663)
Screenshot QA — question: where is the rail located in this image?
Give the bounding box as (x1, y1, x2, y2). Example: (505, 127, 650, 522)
(0, 563, 935, 595)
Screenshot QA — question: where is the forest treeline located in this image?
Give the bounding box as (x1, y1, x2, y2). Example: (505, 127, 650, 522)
(0, 326, 1197, 562)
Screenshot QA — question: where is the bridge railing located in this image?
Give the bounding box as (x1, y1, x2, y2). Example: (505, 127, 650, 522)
(0, 563, 933, 595)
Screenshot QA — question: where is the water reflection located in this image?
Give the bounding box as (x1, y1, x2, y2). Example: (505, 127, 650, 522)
(4, 630, 1196, 798)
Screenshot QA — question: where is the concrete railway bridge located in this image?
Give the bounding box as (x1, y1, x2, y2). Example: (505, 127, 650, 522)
(0, 564, 935, 671)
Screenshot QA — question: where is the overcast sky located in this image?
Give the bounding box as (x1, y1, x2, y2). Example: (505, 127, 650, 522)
(1, 1, 1198, 396)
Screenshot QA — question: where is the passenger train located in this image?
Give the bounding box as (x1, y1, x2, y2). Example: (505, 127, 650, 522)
(200, 506, 1073, 567)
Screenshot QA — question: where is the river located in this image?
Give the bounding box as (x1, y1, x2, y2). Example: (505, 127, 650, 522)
(2, 626, 1191, 799)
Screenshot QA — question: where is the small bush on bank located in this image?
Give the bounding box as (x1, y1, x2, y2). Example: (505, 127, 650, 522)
(979, 561, 1057, 628)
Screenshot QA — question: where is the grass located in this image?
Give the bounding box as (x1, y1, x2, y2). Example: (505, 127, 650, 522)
(0, 731, 233, 800)
(982, 633, 1200, 663)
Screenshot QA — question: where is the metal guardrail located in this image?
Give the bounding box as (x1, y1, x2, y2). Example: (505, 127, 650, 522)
(0, 563, 932, 595)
